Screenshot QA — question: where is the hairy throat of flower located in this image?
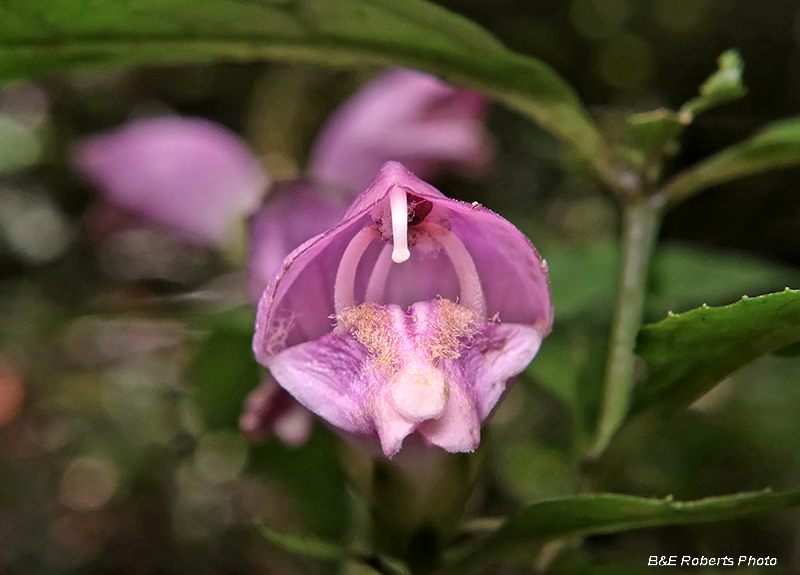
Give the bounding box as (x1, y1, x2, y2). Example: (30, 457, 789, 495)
(336, 299, 479, 422)
(333, 188, 486, 424)
(333, 186, 487, 317)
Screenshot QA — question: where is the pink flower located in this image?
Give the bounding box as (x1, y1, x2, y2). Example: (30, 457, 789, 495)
(246, 181, 350, 302)
(239, 373, 314, 446)
(243, 71, 493, 447)
(253, 162, 552, 458)
(309, 69, 492, 195)
(73, 116, 269, 247)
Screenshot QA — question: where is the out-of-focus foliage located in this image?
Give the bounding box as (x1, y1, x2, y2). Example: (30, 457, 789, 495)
(3, 0, 800, 574)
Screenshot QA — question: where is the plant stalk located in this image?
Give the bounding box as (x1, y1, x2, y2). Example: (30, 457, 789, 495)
(588, 194, 665, 460)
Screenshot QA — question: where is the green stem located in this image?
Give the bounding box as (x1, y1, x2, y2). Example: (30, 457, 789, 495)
(588, 194, 665, 460)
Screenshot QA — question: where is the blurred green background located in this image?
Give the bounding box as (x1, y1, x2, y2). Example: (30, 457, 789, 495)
(2, 1, 800, 573)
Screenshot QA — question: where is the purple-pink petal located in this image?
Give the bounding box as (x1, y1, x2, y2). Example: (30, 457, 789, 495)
(262, 300, 543, 458)
(240, 374, 314, 446)
(309, 69, 492, 194)
(73, 116, 269, 247)
(255, 162, 551, 357)
(247, 180, 349, 302)
(253, 162, 551, 458)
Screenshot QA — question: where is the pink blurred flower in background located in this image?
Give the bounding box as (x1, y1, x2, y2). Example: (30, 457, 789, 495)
(309, 68, 492, 195)
(73, 116, 269, 247)
(240, 181, 350, 444)
(253, 162, 552, 457)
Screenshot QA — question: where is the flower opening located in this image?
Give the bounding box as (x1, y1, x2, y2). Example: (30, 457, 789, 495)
(253, 162, 552, 457)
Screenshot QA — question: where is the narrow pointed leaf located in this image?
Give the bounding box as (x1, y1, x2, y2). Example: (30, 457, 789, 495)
(258, 525, 350, 562)
(0, 0, 622, 190)
(633, 289, 800, 415)
(258, 525, 410, 574)
(446, 489, 800, 574)
(662, 117, 800, 205)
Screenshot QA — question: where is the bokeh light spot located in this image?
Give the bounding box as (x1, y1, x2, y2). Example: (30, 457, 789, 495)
(193, 432, 249, 485)
(570, 0, 629, 40)
(59, 456, 121, 511)
(597, 34, 657, 90)
(0, 367, 24, 426)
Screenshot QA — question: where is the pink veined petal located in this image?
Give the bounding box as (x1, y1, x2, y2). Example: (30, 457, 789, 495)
(371, 391, 419, 458)
(73, 116, 269, 247)
(254, 162, 552, 363)
(252, 161, 553, 457)
(458, 322, 546, 420)
(309, 69, 491, 194)
(247, 180, 349, 302)
(265, 331, 375, 436)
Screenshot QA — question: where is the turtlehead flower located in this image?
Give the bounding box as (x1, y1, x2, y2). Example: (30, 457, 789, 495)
(73, 116, 269, 247)
(253, 162, 552, 458)
(309, 69, 492, 194)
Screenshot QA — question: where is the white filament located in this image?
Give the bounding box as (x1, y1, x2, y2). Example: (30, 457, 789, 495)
(389, 186, 410, 263)
(429, 224, 487, 317)
(365, 243, 393, 304)
(333, 226, 377, 313)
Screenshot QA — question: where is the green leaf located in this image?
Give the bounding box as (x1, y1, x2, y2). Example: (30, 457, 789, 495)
(681, 49, 746, 119)
(624, 50, 744, 177)
(0, 0, 622, 191)
(250, 427, 350, 541)
(661, 117, 800, 205)
(546, 241, 618, 323)
(633, 289, 800, 415)
(189, 306, 260, 430)
(258, 524, 410, 575)
(545, 241, 797, 323)
(259, 524, 350, 562)
(647, 245, 800, 318)
(446, 489, 800, 574)
(627, 108, 685, 157)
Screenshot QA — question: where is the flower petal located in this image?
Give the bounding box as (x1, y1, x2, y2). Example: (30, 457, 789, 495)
(247, 180, 349, 301)
(416, 375, 480, 453)
(240, 374, 314, 445)
(457, 322, 545, 420)
(254, 163, 552, 363)
(266, 330, 375, 436)
(73, 116, 269, 247)
(253, 162, 552, 457)
(309, 69, 491, 194)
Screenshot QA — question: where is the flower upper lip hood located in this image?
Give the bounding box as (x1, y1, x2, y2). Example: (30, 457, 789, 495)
(253, 162, 552, 458)
(73, 116, 269, 247)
